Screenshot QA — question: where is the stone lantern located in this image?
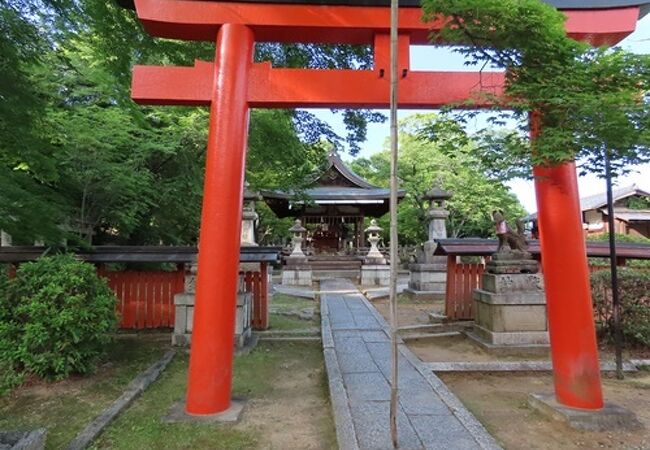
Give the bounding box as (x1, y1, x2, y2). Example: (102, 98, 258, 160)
(364, 219, 386, 265)
(288, 219, 308, 259)
(405, 185, 452, 300)
(361, 219, 389, 286)
(424, 187, 452, 247)
(241, 182, 261, 247)
(282, 219, 312, 286)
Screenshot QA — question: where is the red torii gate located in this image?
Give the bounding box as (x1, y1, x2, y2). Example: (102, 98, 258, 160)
(130, 0, 646, 416)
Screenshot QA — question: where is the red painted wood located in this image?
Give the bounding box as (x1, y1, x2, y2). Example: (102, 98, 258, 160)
(534, 161, 604, 410)
(186, 24, 254, 415)
(98, 269, 184, 329)
(132, 0, 640, 47)
(259, 262, 269, 330)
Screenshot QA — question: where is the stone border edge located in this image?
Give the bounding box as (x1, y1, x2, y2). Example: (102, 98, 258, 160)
(321, 296, 360, 450)
(66, 349, 176, 450)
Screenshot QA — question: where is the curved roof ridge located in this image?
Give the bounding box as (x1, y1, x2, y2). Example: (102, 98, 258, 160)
(324, 150, 383, 190)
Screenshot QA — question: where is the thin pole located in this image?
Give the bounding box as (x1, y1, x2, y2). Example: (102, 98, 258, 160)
(388, 0, 399, 445)
(604, 149, 624, 379)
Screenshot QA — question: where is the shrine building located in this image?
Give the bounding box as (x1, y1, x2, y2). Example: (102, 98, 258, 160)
(261, 151, 405, 253)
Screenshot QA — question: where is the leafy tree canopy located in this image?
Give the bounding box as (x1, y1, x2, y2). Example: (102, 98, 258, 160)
(351, 114, 525, 243)
(421, 0, 650, 179)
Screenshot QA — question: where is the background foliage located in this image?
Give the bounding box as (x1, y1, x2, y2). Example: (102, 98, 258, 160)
(351, 114, 525, 243)
(591, 268, 650, 347)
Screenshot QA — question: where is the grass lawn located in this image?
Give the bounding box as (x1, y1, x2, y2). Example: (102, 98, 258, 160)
(92, 341, 336, 450)
(268, 294, 319, 332)
(269, 293, 315, 313)
(0, 334, 170, 450)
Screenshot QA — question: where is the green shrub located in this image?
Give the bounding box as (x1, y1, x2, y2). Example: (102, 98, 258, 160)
(591, 268, 650, 347)
(0, 255, 117, 382)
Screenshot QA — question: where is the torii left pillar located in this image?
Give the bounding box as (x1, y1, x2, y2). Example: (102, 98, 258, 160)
(186, 23, 254, 415)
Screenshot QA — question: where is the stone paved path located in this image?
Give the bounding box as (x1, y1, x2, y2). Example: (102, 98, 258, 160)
(320, 279, 501, 450)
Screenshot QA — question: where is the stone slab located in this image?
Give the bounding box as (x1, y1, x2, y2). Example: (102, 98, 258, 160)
(0, 429, 47, 450)
(403, 288, 445, 301)
(424, 360, 638, 372)
(409, 415, 482, 450)
(409, 263, 447, 271)
(473, 289, 546, 305)
(481, 273, 543, 294)
(164, 398, 246, 424)
(67, 351, 175, 450)
(471, 326, 550, 346)
(342, 372, 391, 401)
(348, 401, 424, 450)
(528, 393, 642, 431)
(474, 301, 548, 332)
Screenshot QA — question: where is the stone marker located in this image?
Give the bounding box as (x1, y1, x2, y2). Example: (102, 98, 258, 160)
(469, 239, 550, 350)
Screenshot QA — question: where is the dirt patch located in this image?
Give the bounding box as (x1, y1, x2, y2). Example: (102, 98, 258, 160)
(372, 296, 444, 327)
(440, 371, 650, 450)
(408, 334, 551, 362)
(238, 353, 335, 450)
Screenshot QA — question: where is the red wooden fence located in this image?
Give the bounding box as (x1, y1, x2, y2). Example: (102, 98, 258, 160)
(99, 263, 269, 331)
(445, 256, 485, 321)
(99, 268, 185, 329)
(242, 262, 269, 330)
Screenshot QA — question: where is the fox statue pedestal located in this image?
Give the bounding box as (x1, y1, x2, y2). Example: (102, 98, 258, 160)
(468, 251, 549, 351)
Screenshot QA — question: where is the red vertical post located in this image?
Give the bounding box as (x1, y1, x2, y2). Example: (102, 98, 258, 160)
(260, 262, 269, 330)
(532, 116, 604, 410)
(186, 23, 254, 416)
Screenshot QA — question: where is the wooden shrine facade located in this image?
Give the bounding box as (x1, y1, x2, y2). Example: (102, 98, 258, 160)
(262, 151, 404, 252)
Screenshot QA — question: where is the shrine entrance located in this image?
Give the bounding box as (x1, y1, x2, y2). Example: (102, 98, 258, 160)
(127, 0, 647, 417)
(262, 150, 404, 254)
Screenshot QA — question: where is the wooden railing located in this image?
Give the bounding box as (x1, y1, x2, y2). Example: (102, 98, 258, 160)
(100, 263, 270, 331)
(241, 262, 269, 330)
(445, 257, 485, 321)
(99, 268, 185, 329)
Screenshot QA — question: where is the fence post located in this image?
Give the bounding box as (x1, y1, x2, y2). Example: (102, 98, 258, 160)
(445, 255, 456, 320)
(259, 262, 269, 330)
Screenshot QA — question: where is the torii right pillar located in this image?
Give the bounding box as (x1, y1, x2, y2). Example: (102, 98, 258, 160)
(530, 114, 603, 411)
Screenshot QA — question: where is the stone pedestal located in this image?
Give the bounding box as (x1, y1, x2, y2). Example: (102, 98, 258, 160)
(361, 265, 390, 286)
(172, 265, 252, 348)
(469, 252, 549, 350)
(281, 257, 312, 286)
(406, 259, 447, 300)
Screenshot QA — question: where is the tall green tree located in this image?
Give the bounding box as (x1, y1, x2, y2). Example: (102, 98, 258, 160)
(351, 114, 525, 243)
(421, 0, 650, 178)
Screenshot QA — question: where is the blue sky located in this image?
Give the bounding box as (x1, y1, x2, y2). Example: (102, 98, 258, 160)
(305, 15, 650, 213)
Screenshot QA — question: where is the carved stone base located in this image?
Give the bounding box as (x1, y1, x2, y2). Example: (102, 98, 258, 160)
(173, 292, 252, 348)
(361, 265, 390, 286)
(281, 268, 313, 286)
(487, 251, 539, 274)
(472, 271, 549, 350)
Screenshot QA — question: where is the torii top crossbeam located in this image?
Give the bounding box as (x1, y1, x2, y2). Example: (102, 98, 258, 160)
(131, 0, 649, 109)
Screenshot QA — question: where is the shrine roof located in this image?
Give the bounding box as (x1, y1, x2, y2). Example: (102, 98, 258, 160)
(261, 150, 405, 202)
